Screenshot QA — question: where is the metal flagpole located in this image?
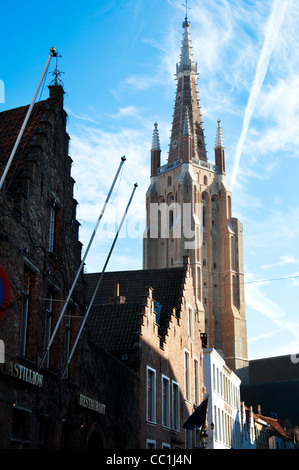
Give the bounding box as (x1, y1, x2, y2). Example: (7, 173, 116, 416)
(61, 182, 138, 380)
(39, 156, 126, 371)
(0, 47, 57, 192)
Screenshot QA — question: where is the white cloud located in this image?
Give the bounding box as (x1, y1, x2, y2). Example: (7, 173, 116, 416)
(65, 107, 98, 123)
(231, 0, 290, 190)
(261, 255, 298, 270)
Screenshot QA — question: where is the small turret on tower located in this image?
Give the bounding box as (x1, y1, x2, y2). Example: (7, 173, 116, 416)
(151, 122, 161, 176)
(214, 119, 225, 174)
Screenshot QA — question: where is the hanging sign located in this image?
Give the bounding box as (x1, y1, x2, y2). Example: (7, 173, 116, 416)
(0, 266, 11, 319)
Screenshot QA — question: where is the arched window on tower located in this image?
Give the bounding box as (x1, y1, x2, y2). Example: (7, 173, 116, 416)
(169, 209, 174, 229)
(231, 237, 235, 271)
(232, 275, 239, 308)
(168, 176, 172, 187)
(204, 175, 208, 185)
(194, 185, 197, 213)
(228, 196, 232, 219)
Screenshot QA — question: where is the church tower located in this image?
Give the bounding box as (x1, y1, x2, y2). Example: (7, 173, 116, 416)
(143, 14, 249, 382)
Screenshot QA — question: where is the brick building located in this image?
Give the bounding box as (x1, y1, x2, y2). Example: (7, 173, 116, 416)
(0, 84, 139, 449)
(84, 256, 206, 449)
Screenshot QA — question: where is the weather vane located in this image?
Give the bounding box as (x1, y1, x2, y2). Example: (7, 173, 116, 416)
(50, 51, 64, 86)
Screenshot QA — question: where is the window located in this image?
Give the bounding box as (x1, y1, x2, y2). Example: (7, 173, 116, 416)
(162, 375, 170, 428)
(146, 439, 156, 449)
(172, 381, 180, 430)
(38, 416, 53, 448)
(162, 442, 171, 449)
(147, 367, 156, 423)
(19, 270, 31, 356)
(194, 358, 200, 405)
(184, 351, 191, 402)
(12, 407, 31, 442)
(214, 406, 218, 441)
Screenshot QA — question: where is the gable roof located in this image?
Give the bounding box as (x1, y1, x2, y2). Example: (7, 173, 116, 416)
(0, 100, 47, 192)
(84, 267, 188, 352)
(84, 267, 186, 325)
(88, 302, 142, 350)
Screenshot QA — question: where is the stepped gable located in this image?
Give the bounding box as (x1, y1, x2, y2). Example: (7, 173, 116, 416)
(0, 101, 47, 191)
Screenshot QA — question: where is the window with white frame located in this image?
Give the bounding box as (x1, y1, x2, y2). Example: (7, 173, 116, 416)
(146, 439, 156, 449)
(194, 358, 200, 405)
(172, 381, 180, 430)
(162, 442, 171, 449)
(184, 350, 191, 402)
(146, 367, 156, 423)
(162, 375, 170, 428)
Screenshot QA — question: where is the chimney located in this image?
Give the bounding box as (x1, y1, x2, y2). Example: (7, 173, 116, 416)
(108, 283, 126, 304)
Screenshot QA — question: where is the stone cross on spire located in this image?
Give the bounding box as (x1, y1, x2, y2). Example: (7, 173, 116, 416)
(182, 0, 191, 19)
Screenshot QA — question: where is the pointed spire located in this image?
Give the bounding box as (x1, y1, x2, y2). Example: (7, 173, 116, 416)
(151, 122, 161, 151)
(168, 14, 206, 164)
(215, 119, 225, 149)
(177, 16, 197, 75)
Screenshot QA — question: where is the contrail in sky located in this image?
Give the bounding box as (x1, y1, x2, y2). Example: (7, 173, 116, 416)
(230, 0, 289, 190)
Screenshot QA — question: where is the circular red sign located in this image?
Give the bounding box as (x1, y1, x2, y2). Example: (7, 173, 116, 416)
(0, 266, 11, 319)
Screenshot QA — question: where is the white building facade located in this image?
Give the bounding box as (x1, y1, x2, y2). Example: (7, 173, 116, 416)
(203, 348, 256, 449)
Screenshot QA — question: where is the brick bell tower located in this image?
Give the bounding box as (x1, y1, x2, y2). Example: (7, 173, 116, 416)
(143, 14, 249, 382)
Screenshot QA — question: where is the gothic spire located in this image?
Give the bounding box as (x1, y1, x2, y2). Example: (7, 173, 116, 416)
(177, 16, 197, 76)
(168, 15, 207, 164)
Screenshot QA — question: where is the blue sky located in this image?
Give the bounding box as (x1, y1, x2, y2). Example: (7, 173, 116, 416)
(1, 0, 299, 362)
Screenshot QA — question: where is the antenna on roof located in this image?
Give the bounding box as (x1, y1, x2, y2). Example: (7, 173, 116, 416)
(0, 47, 57, 192)
(38, 156, 127, 372)
(61, 182, 138, 381)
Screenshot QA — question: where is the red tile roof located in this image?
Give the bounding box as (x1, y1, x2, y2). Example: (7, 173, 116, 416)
(258, 414, 291, 439)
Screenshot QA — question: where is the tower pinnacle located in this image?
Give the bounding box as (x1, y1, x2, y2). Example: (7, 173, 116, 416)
(215, 119, 225, 149)
(151, 122, 161, 150)
(214, 119, 225, 174)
